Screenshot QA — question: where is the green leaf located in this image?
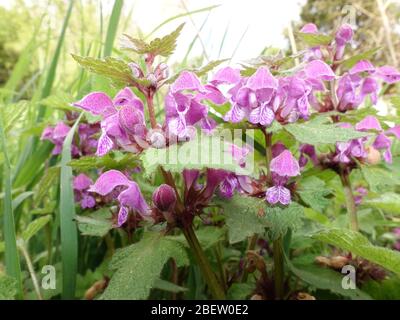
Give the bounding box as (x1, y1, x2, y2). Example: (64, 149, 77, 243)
(361, 166, 399, 193)
(68, 152, 139, 172)
(0, 274, 17, 300)
(313, 228, 400, 275)
(71, 55, 150, 87)
(264, 203, 304, 241)
(140, 134, 254, 178)
(296, 32, 332, 47)
(298, 177, 331, 212)
(287, 259, 371, 300)
(227, 283, 254, 300)
(22, 215, 52, 243)
(101, 232, 188, 299)
(303, 207, 331, 226)
(167, 226, 226, 250)
(60, 115, 82, 299)
(124, 23, 184, 57)
(34, 166, 60, 203)
(215, 195, 265, 244)
(76, 209, 113, 237)
(364, 193, 400, 215)
(153, 279, 188, 293)
(285, 122, 370, 145)
(341, 48, 380, 70)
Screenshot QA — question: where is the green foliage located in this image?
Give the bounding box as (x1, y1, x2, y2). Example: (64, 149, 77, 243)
(341, 48, 380, 69)
(296, 32, 332, 47)
(71, 55, 150, 87)
(364, 193, 400, 215)
(69, 152, 139, 172)
(285, 122, 370, 145)
(287, 258, 371, 300)
(101, 232, 188, 300)
(76, 209, 113, 237)
(0, 274, 17, 300)
(34, 166, 60, 203)
(22, 215, 51, 243)
(123, 23, 184, 57)
(140, 134, 253, 178)
(313, 228, 400, 275)
(214, 195, 265, 244)
(361, 166, 400, 193)
(298, 176, 331, 212)
(264, 203, 304, 241)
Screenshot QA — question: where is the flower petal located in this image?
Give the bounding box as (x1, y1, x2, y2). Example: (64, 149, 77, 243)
(117, 206, 129, 227)
(89, 170, 131, 196)
(304, 60, 335, 81)
(355, 115, 382, 132)
(73, 92, 115, 116)
(270, 150, 300, 177)
(118, 182, 150, 217)
(266, 185, 291, 205)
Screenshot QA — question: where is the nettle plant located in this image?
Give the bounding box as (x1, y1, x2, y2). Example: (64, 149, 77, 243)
(45, 23, 400, 299)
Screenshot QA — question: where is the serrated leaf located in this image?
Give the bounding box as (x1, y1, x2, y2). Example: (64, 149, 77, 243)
(287, 259, 371, 300)
(72, 55, 150, 87)
(76, 209, 113, 237)
(215, 195, 265, 244)
(69, 152, 139, 172)
(167, 226, 226, 250)
(140, 134, 254, 178)
(21, 215, 52, 242)
(296, 32, 332, 47)
(313, 228, 400, 275)
(35, 166, 60, 203)
(285, 122, 370, 145)
(364, 193, 400, 215)
(298, 177, 331, 212)
(264, 203, 304, 241)
(361, 165, 399, 193)
(341, 48, 380, 70)
(303, 207, 331, 226)
(0, 274, 17, 300)
(101, 232, 188, 300)
(124, 23, 184, 57)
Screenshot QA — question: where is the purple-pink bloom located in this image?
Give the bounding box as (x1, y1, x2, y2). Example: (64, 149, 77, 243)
(89, 170, 150, 226)
(41, 122, 79, 156)
(270, 150, 300, 177)
(152, 184, 177, 212)
(335, 24, 353, 60)
(73, 174, 96, 209)
(74, 87, 147, 156)
(266, 185, 291, 205)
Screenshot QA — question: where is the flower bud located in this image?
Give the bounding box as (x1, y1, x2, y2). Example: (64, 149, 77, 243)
(148, 130, 166, 148)
(365, 146, 381, 165)
(152, 184, 177, 212)
(146, 73, 158, 87)
(128, 62, 143, 78)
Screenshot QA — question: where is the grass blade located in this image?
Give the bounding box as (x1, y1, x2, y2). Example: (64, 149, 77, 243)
(145, 4, 219, 39)
(60, 114, 82, 299)
(0, 113, 23, 299)
(36, 0, 74, 122)
(103, 0, 124, 57)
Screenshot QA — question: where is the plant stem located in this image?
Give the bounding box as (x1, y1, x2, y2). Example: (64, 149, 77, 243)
(273, 236, 284, 300)
(19, 244, 43, 300)
(182, 225, 226, 299)
(339, 169, 359, 231)
(262, 129, 273, 183)
(146, 93, 157, 129)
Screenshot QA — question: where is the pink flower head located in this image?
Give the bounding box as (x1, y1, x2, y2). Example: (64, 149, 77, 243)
(335, 24, 353, 60)
(89, 170, 150, 226)
(270, 150, 300, 177)
(152, 184, 177, 212)
(73, 174, 95, 209)
(74, 87, 146, 156)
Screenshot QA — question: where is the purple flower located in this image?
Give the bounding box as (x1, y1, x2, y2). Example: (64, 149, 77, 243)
(299, 23, 323, 61)
(152, 184, 177, 212)
(165, 71, 215, 140)
(335, 24, 353, 60)
(299, 144, 319, 168)
(266, 184, 291, 205)
(89, 170, 150, 226)
(74, 87, 147, 156)
(41, 122, 78, 156)
(270, 150, 300, 177)
(73, 174, 96, 209)
(354, 186, 368, 205)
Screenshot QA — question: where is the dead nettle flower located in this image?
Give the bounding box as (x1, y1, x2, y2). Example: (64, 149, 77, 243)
(88, 170, 150, 227)
(209, 60, 335, 126)
(73, 87, 148, 156)
(336, 60, 400, 112)
(152, 184, 177, 212)
(73, 173, 96, 209)
(334, 116, 400, 164)
(266, 148, 300, 205)
(165, 71, 217, 140)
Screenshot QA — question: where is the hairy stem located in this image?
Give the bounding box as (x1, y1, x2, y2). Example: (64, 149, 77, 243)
(339, 169, 359, 231)
(182, 225, 226, 299)
(273, 236, 285, 300)
(146, 93, 157, 129)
